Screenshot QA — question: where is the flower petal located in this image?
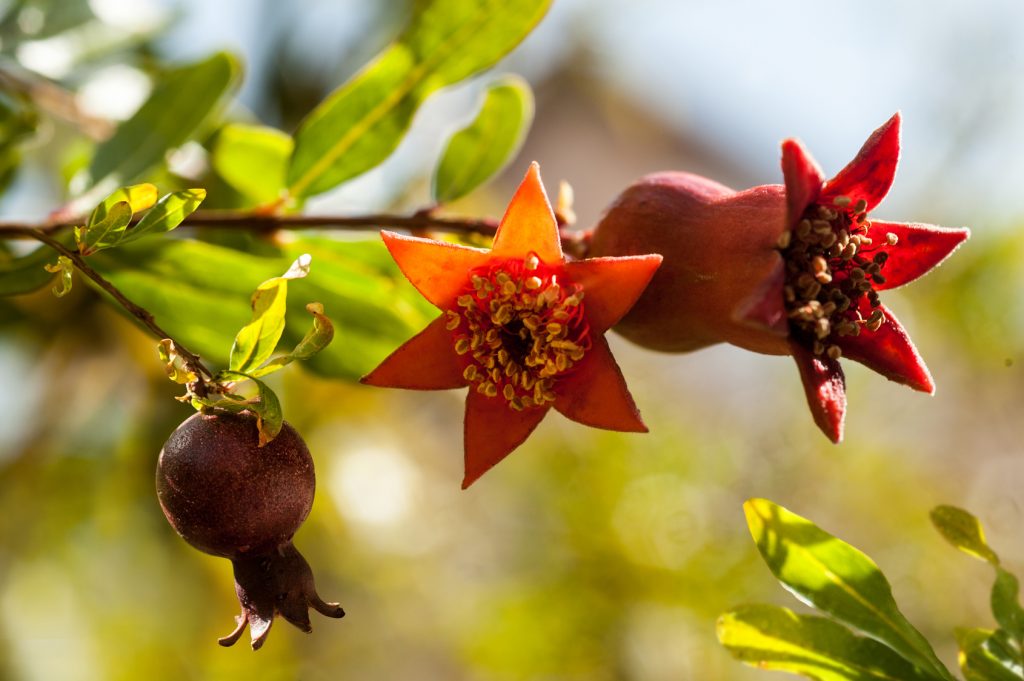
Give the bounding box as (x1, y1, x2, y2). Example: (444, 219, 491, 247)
(868, 220, 970, 291)
(822, 112, 901, 213)
(790, 339, 846, 443)
(781, 138, 825, 228)
(491, 162, 562, 265)
(564, 254, 663, 333)
(360, 316, 466, 390)
(462, 391, 549, 488)
(836, 303, 934, 393)
(553, 335, 647, 433)
(381, 231, 490, 310)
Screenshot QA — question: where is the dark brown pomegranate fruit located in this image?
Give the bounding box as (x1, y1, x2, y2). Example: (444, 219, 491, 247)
(157, 411, 344, 649)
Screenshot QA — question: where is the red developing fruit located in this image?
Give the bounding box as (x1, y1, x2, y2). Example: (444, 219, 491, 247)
(586, 113, 969, 442)
(157, 411, 344, 650)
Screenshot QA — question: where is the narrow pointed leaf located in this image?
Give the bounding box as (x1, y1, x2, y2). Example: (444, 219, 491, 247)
(930, 505, 1000, 565)
(287, 0, 550, 199)
(249, 302, 335, 378)
(992, 569, 1024, 644)
(229, 254, 311, 374)
(78, 52, 239, 207)
(744, 499, 955, 681)
(433, 75, 534, 203)
(956, 628, 1023, 681)
(213, 123, 293, 204)
(119, 188, 206, 245)
(43, 255, 74, 297)
(718, 604, 943, 681)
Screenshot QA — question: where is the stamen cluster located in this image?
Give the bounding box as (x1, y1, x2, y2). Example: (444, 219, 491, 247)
(779, 195, 898, 358)
(447, 254, 591, 411)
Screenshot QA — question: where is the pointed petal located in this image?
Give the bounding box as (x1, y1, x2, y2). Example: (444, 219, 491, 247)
(564, 254, 662, 333)
(868, 220, 970, 291)
(791, 340, 846, 443)
(246, 604, 275, 650)
(553, 334, 647, 433)
(218, 613, 248, 647)
(361, 316, 465, 390)
(781, 138, 825, 227)
(836, 304, 934, 393)
(732, 256, 789, 336)
(822, 112, 901, 213)
(491, 162, 562, 265)
(381, 231, 489, 309)
(462, 391, 549, 488)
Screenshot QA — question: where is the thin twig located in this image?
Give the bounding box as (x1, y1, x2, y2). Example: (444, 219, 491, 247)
(0, 209, 500, 239)
(28, 229, 214, 380)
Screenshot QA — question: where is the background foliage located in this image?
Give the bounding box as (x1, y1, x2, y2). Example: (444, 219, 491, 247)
(0, 1, 1022, 680)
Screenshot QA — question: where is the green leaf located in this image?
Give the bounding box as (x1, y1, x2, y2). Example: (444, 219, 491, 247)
(931, 505, 1001, 565)
(287, 0, 551, 199)
(77, 200, 132, 255)
(0, 243, 62, 296)
(78, 52, 239, 207)
(433, 75, 534, 203)
(88, 183, 159, 226)
(119, 189, 206, 246)
(956, 628, 1024, 681)
(212, 372, 283, 447)
(90, 237, 434, 381)
(992, 568, 1024, 644)
(249, 302, 334, 378)
(229, 254, 311, 374)
(212, 123, 293, 205)
(43, 255, 74, 297)
(744, 499, 955, 681)
(717, 604, 942, 681)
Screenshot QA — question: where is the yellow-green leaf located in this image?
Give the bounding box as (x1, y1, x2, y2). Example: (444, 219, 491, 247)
(931, 505, 1000, 565)
(119, 189, 206, 246)
(213, 123, 293, 205)
(433, 75, 533, 203)
(250, 302, 334, 378)
(744, 499, 954, 681)
(287, 0, 550, 199)
(718, 604, 943, 681)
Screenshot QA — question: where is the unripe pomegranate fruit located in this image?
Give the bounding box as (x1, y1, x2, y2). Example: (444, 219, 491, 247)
(157, 411, 344, 649)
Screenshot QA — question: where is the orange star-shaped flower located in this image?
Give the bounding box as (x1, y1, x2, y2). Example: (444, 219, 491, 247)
(362, 163, 663, 487)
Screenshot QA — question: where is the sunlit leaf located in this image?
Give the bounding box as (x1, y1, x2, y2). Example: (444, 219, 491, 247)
(229, 254, 311, 374)
(744, 499, 954, 681)
(931, 505, 1000, 565)
(433, 75, 533, 203)
(212, 123, 293, 205)
(213, 371, 283, 446)
(250, 302, 334, 378)
(88, 183, 158, 226)
(956, 628, 1024, 681)
(157, 339, 197, 384)
(287, 0, 550, 199)
(43, 255, 74, 297)
(119, 189, 206, 245)
(77, 200, 132, 254)
(992, 569, 1024, 644)
(91, 237, 433, 381)
(718, 604, 942, 681)
(78, 52, 239, 207)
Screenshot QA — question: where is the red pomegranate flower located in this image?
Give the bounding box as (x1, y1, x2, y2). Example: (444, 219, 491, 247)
(588, 113, 969, 442)
(363, 163, 662, 487)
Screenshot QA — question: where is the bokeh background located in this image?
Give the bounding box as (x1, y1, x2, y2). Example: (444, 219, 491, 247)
(1, 0, 1023, 679)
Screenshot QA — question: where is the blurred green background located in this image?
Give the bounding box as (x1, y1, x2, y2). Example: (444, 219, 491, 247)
(1, 1, 1022, 679)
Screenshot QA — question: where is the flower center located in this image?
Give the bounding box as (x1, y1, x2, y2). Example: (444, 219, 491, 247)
(446, 254, 591, 411)
(778, 195, 899, 359)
